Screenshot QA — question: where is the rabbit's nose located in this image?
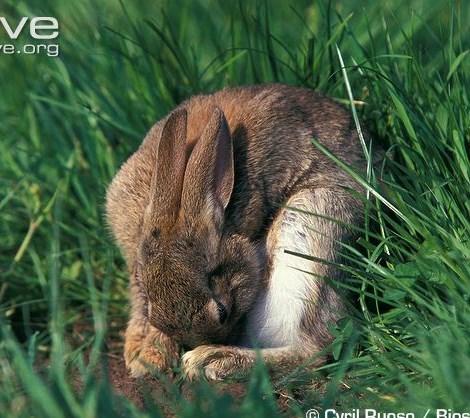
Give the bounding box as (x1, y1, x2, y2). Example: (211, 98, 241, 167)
(216, 300, 228, 324)
(206, 298, 231, 325)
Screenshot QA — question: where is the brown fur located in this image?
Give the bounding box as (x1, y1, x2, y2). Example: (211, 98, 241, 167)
(105, 84, 367, 379)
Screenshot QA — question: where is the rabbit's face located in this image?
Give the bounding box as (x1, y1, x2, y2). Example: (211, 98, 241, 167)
(138, 224, 262, 347)
(136, 107, 262, 347)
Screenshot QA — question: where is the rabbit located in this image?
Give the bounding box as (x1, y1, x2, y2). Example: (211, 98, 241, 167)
(105, 84, 367, 380)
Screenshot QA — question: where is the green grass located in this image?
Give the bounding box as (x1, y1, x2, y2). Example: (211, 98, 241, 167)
(1, 0, 469, 416)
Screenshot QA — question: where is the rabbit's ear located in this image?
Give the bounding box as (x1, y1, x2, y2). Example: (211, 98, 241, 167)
(182, 108, 234, 218)
(147, 108, 187, 223)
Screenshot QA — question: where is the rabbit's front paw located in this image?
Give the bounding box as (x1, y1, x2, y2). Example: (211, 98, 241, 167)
(124, 326, 178, 378)
(182, 345, 252, 381)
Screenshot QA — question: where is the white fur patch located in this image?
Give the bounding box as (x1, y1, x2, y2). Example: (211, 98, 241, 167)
(244, 193, 318, 348)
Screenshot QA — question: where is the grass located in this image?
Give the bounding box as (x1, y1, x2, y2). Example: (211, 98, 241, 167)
(0, 0, 469, 416)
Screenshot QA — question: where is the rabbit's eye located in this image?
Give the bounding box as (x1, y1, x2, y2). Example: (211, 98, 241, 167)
(209, 264, 225, 277)
(208, 264, 227, 284)
(207, 265, 223, 288)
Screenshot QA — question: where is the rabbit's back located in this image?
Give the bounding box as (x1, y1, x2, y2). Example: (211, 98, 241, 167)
(106, 84, 364, 266)
(189, 84, 364, 239)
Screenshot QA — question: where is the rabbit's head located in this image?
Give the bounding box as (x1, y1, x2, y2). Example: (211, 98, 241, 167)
(135, 108, 262, 347)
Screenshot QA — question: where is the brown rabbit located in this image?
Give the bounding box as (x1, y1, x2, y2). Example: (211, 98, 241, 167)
(106, 84, 367, 380)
